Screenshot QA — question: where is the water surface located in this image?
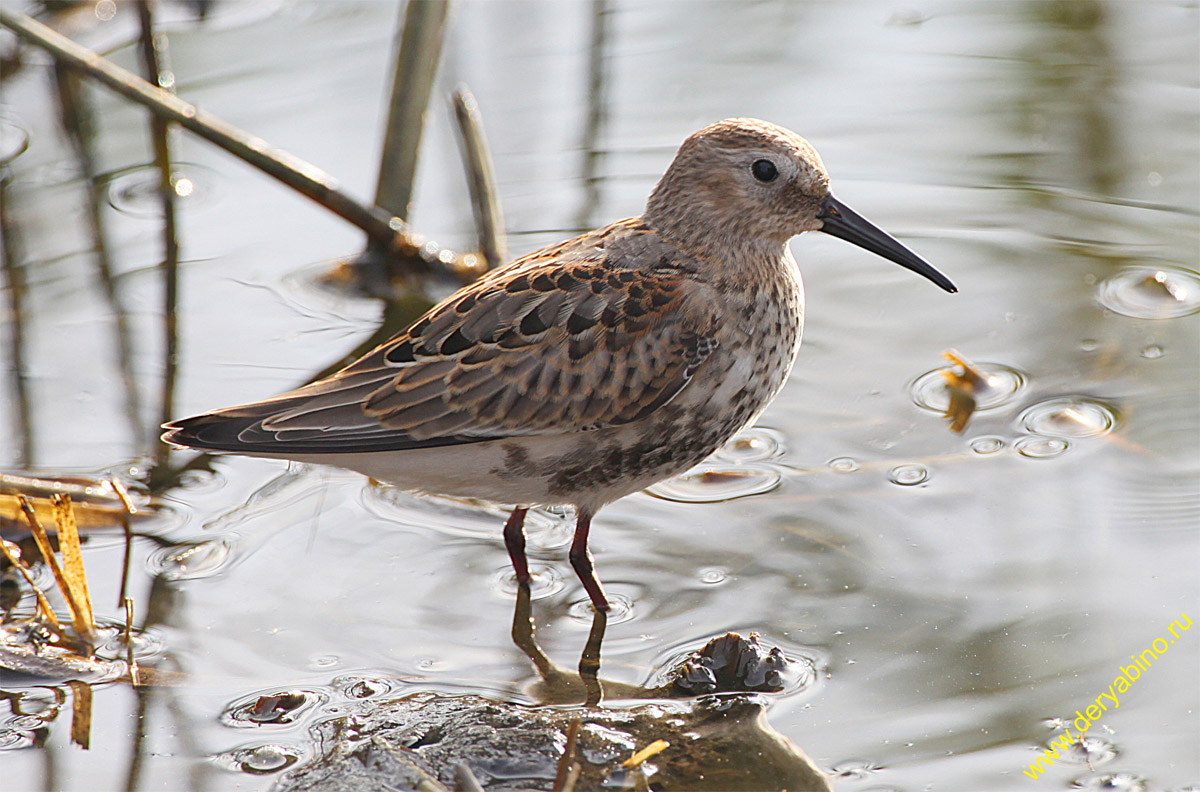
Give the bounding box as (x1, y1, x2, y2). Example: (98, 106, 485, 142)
(1, 1, 1197, 790)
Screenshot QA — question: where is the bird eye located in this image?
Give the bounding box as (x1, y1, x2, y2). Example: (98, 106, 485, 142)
(751, 159, 778, 183)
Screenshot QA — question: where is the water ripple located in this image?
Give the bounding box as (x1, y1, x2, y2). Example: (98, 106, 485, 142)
(888, 464, 929, 486)
(333, 675, 399, 700)
(1096, 266, 1200, 319)
(221, 688, 328, 728)
(1019, 397, 1119, 439)
(494, 564, 566, 600)
(101, 163, 220, 217)
(213, 743, 304, 775)
(911, 361, 1026, 414)
(645, 463, 781, 503)
(1071, 771, 1147, 791)
(969, 436, 1006, 454)
(712, 427, 786, 463)
(1015, 436, 1070, 459)
(147, 537, 234, 580)
(567, 593, 636, 625)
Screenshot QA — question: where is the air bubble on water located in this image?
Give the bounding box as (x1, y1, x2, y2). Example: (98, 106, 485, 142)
(714, 427, 785, 463)
(887, 464, 928, 486)
(646, 464, 781, 503)
(1015, 436, 1069, 459)
(969, 436, 1005, 454)
(828, 457, 859, 473)
(213, 744, 302, 775)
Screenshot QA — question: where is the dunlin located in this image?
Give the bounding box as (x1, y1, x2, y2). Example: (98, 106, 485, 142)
(164, 118, 955, 611)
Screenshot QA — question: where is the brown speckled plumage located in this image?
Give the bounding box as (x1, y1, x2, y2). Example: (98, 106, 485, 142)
(164, 118, 954, 611)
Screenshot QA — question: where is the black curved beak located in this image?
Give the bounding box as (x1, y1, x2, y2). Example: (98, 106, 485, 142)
(818, 194, 957, 293)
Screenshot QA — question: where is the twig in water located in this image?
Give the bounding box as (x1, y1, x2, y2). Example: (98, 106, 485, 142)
(552, 718, 582, 792)
(0, 538, 61, 629)
(65, 678, 92, 749)
(374, 0, 449, 222)
(109, 477, 137, 607)
(453, 762, 485, 792)
(124, 596, 140, 686)
(622, 739, 669, 769)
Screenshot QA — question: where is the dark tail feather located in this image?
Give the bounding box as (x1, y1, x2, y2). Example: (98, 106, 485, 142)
(162, 408, 489, 456)
(161, 412, 269, 454)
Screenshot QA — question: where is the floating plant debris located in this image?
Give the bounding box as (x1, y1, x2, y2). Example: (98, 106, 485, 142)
(911, 349, 1026, 433)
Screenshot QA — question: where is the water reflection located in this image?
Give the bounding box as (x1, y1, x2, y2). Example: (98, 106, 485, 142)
(51, 60, 144, 451)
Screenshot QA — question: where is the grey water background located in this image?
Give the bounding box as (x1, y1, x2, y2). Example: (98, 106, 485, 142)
(1, 0, 1198, 789)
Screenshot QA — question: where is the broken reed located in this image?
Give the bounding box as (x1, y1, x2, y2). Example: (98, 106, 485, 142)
(12, 494, 97, 646)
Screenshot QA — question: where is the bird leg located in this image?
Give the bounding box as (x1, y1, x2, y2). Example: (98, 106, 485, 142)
(503, 506, 530, 582)
(569, 510, 610, 612)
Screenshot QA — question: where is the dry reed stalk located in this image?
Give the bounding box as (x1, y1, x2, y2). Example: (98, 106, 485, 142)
(0, 538, 61, 629)
(19, 495, 95, 645)
(51, 494, 95, 643)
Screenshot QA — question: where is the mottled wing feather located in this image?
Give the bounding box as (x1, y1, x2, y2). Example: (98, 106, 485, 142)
(164, 220, 718, 455)
(363, 257, 715, 437)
